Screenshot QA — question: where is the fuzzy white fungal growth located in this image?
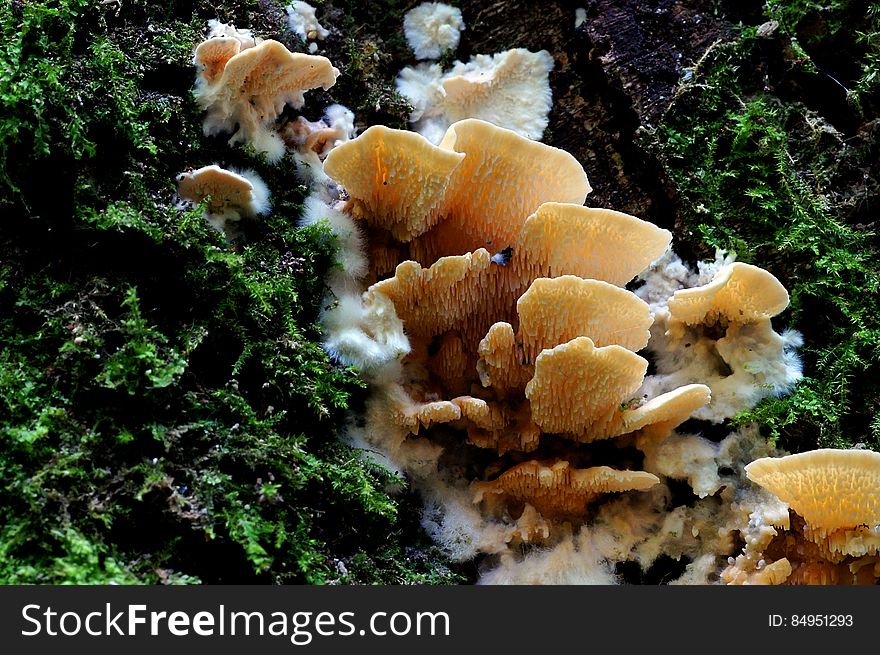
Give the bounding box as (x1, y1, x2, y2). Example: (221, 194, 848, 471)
(299, 195, 366, 291)
(323, 104, 357, 146)
(320, 292, 411, 372)
(640, 423, 779, 500)
(479, 532, 619, 585)
(207, 18, 263, 50)
(420, 486, 516, 561)
(290, 101, 412, 374)
(639, 432, 723, 498)
(205, 19, 261, 49)
(298, 195, 410, 372)
(235, 169, 271, 216)
(403, 2, 465, 60)
(286, 1, 329, 43)
(669, 554, 720, 585)
(394, 63, 448, 143)
(356, 380, 448, 480)
(396, 48, 554, 144)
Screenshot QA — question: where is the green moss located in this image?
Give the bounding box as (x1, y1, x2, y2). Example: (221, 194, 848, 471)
(653, 23, 880, 451)
(0, 0, 95, 179)
(0, 0, 462, 584)
(333, 34, 413, 128)
(767, 0, 880, 109)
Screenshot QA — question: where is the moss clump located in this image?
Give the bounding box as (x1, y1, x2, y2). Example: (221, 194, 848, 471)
(331, 33, 413, 128)
(652, 9, 880, 452)
(0, 0, 463, 584)
(308, 1, 416, 129)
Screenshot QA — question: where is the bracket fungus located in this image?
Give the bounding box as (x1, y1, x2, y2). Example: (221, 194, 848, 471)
(667, 262, 790, 326)
(518, 203, 674, 286)
(324, 125, 466, 242)
(317, 117, 739, 562)
(516, 276, 653, 357)
(193, 24, 340, 162)
(396, 49, 555, 144)
(314, 111, 800, 582)
(746, 449, 880, 536)
(176, 164, 270, 233)
(525, 337, 711, 442)
(721, 449, 880, 585)
(635, 251, 802, 424)
(473, 460, 660, 521)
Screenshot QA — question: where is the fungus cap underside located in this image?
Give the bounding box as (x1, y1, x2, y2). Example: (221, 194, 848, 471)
(745, 449, 880, 535)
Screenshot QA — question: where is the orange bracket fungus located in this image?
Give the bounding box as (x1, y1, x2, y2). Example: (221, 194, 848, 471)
(722, 449, 880, 585)
(176, 164, 270, 233)
(473, 460, 660, 521)
(314, 112, 801, 581)
(667, 262, 790, 326)
(635, 251, 802, 424)
(157, 0, 823, 588)
(193, 23, 340, 162)
(746, 449, 880, 535)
